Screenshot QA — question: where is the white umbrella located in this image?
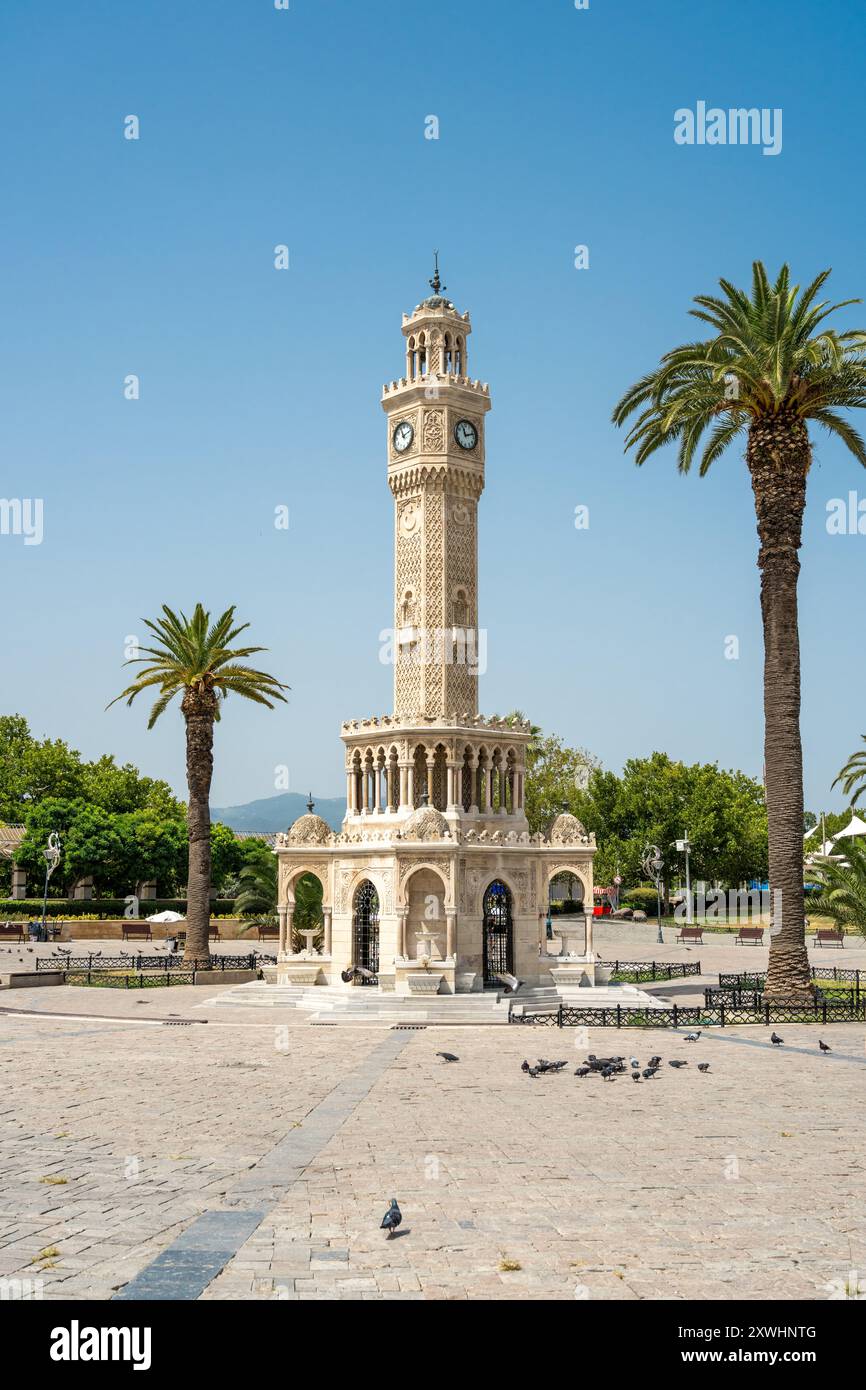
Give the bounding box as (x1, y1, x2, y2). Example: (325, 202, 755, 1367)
(146, 909, 186, 923)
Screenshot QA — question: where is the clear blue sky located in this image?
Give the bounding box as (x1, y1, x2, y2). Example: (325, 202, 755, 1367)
(2, 0, 864, 815)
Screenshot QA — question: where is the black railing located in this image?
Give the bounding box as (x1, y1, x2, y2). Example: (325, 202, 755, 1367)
(608, 960, 702, 982)
(512, 996, 866, 1027)
(718, 967, 861, 994)
(36, 952, 272, 974)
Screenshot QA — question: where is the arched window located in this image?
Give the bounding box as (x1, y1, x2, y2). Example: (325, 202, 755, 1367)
(482, 880, 513, 985)
(352, 880, 380, 982)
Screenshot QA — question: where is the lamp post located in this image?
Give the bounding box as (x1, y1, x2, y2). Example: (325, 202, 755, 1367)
(642, 844, 665, 945)
(41, 832, 61, 942)
(674, 832, 692, 924)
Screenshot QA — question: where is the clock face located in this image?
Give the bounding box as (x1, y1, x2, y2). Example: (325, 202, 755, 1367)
(393, 420, 414, 454)
(454, 419, 478, 451)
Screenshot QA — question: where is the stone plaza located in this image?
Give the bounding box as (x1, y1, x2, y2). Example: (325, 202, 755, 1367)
(1, 924, 865, 1302)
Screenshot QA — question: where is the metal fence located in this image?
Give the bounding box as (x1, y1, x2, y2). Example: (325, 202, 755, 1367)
(36, 952, 273, 975)
(512, 996, 866, 1027)
(718, 967, 861, 993)
(65, 970, 196, 989)
(608, 960, 702, 982)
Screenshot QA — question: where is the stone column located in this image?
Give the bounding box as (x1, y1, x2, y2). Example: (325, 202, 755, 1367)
(584, 909, 594, 959)
(425, 753, 436, 805)
(398, 908, 409, 958)
(445, 908, 456, 959)
(346, 771, 354, 814)
(322, 907, 332, 956)
(486, 764, 495, 813)
(278, 905, 288, 956)
(406, 761, 415, 808)
(361, 764, 370, 813)
(468, 755, 479, 813)
(446, 763, 460, 812)
(372, 759, 382, 813)
(10, 864, 27, 899)
(398, 763, 409, 811)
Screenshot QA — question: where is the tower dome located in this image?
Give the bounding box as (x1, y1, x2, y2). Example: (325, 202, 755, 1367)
(400, 805, 451, 841)
(547, 812, 588, 845)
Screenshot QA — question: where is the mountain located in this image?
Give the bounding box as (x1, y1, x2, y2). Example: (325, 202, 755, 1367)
(210, 792, 344, 833)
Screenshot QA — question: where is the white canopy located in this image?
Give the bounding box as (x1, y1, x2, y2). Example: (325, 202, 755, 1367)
(146, 909, 186, 923)
(832, 814, 866, 840)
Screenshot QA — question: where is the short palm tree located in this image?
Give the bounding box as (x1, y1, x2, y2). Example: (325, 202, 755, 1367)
(834, 736, 866, 805)
(236, 854, 323, 947)
(809, 839, 866, 940)
(110, 604, 287, 961)
(613, 262, 866, 998)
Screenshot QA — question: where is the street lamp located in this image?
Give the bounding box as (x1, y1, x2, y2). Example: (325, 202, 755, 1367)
(41, 831, 61, 942)
(642, 844, 665, 944)
(674, 832, 692, 924)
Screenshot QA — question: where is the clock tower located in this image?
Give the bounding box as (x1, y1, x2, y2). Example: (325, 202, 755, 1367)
(381, 258, 491, 721)
(274, 265, 598, 1002)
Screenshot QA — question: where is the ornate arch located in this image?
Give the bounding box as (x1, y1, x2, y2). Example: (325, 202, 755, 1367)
(397, 859, 452, 909)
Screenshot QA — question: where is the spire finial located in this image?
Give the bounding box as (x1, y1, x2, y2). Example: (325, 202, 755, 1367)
(429, 250, 445, 296)
(306, 792, 315, 814)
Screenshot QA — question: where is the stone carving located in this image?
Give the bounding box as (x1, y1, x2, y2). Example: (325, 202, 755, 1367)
(423, 409, 445, 452)
(287, 814, 333, 846)
(546, 812, 590, 845)
(398, 806, 451, 841)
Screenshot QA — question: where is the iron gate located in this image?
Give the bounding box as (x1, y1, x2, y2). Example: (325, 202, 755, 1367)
(352, 880, 380, 983)
(482, 880, 513, 986)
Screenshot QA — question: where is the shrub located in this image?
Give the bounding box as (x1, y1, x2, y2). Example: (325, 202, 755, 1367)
(621, 887, 661, 915)
(0, 897, 237, 919)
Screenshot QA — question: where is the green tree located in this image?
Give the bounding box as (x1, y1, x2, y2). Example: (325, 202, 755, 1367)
(613, 263, 866, 998)
(110, 604, 288, 961)
(520, 728, 598, 835)
(235, 854, 322, 945)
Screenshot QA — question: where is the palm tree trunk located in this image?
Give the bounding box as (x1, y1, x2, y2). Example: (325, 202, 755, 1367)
(748, 415, 812, 999)
(182, 690, 216, 963)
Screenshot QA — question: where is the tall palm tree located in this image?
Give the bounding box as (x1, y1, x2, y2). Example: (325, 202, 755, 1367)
(110, 604, 287, 961)
(613, 263, 866, 998)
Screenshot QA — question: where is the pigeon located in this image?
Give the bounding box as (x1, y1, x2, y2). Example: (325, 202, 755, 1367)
(521, 1059, 531, 1073)
(770, 1032, 784, 1045)
(642, 1067, 658, 1080)
(57, 946, 72, 956)
(601, 1066, 616, 1081)
(649, 1055, 662, 1067)
(341, 966, 356, 983)
(697, 1062, 710, 1073)
(669, 1060, 688, 1069)
(436, 1052, 459, 1063)
(574, 1066, 591, 1078)
(380, 1198, 402, 1238)
(630, 1058, 640, 1069)
(818, 1040, 831, 1053)
(684, 1031, 701, 1042)
(631, 1072, 641, 1083)
(494, 972, 524, 994)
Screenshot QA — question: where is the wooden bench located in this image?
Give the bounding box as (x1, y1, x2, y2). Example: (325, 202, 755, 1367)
(815, 928, 844, 948)
(676, 925, 704, 944)
(0, 923, 25, 943)
(736, 926, 764, 945)
(257, 925, 280, 941)
(121, 924, 152, 941)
